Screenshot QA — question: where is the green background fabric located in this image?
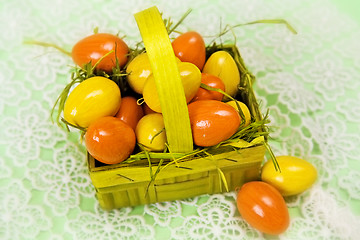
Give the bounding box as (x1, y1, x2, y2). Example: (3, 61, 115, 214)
(331, 0, 360, 23)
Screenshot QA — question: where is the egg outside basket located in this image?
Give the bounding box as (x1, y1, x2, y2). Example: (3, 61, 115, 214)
(87, 7, 267, 210)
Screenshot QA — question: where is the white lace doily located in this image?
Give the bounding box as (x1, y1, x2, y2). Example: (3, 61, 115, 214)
(1, 0, 360, 239)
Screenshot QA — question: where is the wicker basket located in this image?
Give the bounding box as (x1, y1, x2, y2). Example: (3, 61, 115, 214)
(87, 7, 266, 210)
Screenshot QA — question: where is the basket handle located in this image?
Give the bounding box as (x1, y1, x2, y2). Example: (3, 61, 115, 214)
(134, 6, 194, 153)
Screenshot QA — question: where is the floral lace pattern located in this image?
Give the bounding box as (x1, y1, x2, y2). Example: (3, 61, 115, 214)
(27, 143, 93, 216)
(172, 195, 261, 240)
(1, 0, 359, 239)
(0, 102, 66, 166)
(67, 204, 155, 240)
(0, 181, 51, 239)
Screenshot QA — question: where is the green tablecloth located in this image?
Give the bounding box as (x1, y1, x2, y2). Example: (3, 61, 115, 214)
(1, 0, 359, 239)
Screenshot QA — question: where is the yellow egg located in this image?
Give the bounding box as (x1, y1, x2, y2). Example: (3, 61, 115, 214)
(225, 100, 251, 127)
(126, 53, 182, 94)
(202, 51, 240, 98)
(63, 76, 121, 128)
(126, 52, 152, 94)
(143, 62, 201, 112)
(261, 156, 317, 196)
(135, 113, 167, 151)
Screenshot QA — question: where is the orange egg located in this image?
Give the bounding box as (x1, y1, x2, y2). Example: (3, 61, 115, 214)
(192, 73, 225, 102)
(172, 31, 206, 70)
(115, 96, 144, 131)
(236, 181, 290, 235)
(71, 33, 129, 73)
(188, 100, 241, 147)
(85, 116, 136, 165)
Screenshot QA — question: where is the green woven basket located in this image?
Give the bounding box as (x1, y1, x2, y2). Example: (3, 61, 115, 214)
(87, 7, 266, 210)
(88, 145, 265, 209)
